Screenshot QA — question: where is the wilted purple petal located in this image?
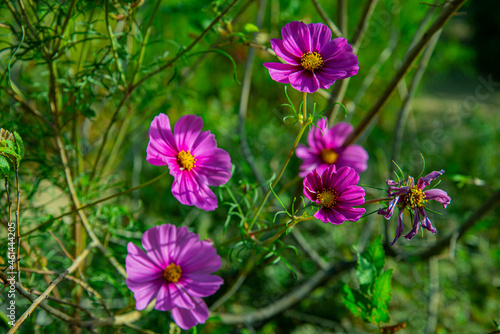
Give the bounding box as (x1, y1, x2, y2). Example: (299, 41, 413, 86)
(417, 170, 445, 189)
(424, 188, 451, 208)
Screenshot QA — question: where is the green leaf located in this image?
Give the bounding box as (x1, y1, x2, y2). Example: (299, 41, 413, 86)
(0, 155, 10, 176)
(13, 131, 24, 160)
(244, 23, 259, 33)
(341, 283, 361, 317)
(363, 236, 385, 275)
(356, 250, 376, 289)
(372, 269, 393, 324)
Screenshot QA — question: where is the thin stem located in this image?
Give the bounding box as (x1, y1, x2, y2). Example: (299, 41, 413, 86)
(89, 0, 240, 184)
(337, 0, 347, 36)
(8, 241, 97, 333)
(351, 0, 379, 53)
(364, 197, 392, 205)
(52, 0, 78, 54)
(21, 170, 170, 238)
(302, 92, 307, 123)
(248, 102, 311, 231)
(55, 133, 127, 279)
(14, 167, 21, 282)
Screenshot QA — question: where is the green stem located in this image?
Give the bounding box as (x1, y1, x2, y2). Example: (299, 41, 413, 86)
(364, 197, 392, 205)
(248, 93, 310, 230)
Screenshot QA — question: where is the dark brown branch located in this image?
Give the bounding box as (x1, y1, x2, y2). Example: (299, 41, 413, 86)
(344, 0, 467, 146)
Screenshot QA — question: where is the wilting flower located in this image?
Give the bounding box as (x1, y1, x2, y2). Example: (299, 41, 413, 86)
(146, 113, 232, 211)
(126, 224, 223, 330)
(296, 119, 368, 177)
(378, 170, 451, 245)
(263, 21, 359, 93)
(303, 165, 366, 224)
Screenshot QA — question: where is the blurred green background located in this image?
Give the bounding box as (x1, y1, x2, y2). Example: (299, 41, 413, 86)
(1, 0, 499, 333)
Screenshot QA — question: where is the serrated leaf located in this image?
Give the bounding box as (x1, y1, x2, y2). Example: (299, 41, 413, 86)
(13, 131, 24, 160)
(341, 282, 361, 317)
(0, 155, 11, 176)
(364, 236, 385, 275)
(372, 269, 393, 324)
(356, 250, 376, 288)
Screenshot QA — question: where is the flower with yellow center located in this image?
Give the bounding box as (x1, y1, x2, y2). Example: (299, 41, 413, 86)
(317, 188, 337, 208)
(319, 148, 338, 165)
(177, 150, 196, 171)
(163, 263, 182, 283)
(403, 186, 427, 209)
(301, 52, 324, 71)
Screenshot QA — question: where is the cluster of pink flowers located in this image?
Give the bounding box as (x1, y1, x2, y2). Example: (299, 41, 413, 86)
(125, 20, 451, 330)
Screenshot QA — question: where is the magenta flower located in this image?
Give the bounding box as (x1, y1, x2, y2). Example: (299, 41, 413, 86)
(296, 119, 368, 177)
(303, 165, 366, 224)
(146, 113, 232, 211)
(263, 21, 359, 93)
(126, 224, 223, 330)
(378, 170, 451, 245)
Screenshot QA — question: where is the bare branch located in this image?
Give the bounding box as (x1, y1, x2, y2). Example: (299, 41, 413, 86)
(344, 0, 467, 146)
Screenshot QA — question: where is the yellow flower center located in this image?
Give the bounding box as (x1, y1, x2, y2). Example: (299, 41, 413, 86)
(163, 263, 182, 283)
(301, 52, 324, 71)
(403, 186, 427, 209)
(177, 150, 196, 171)
(320, 149, 338, 165)
(317, 188, 337, 208)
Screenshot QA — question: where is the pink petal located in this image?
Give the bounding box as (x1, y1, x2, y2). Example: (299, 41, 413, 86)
(307, 22, 332, 52)
(180, 241, 222, 275)
(424, 188, 451, 208)
(336, 145, 369, 173)
(337, 186, 365, 206)
(328, 166, 359, 193)
(335, 205, 365, 221)
(126, 278, 163, 310)
(146, 113, 178, 166)
(125, 242, 163, 282)
(270, 38, 301, 64)
(180, 274, 223, 297)
(171, 298, 209, 330)
(141, 225, 175, 269)
(315, 207, 345, 225)
(417, 170, 445, 189)
(281, 21, 309, 55)
(174, 115, 204, 152)
(326, 122, 352, 148)
(289, 69, 320, 93)
(169, 283, 196, 309)
(263, 62, 299, 83)
(195, 148, 232, 186)
(154, 283, 173, 311)
(319, 38, 351, 62)
(306, 118, 328, 152)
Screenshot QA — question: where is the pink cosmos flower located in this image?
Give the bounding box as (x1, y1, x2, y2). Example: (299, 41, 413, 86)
(303, 165, 366, 224)
(146, 113, 232, 211)
(296, 119, 368, 177)
(378, 170, 451, 245)
(126, 224, 223, 330)
(263, 21, 359, 93)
